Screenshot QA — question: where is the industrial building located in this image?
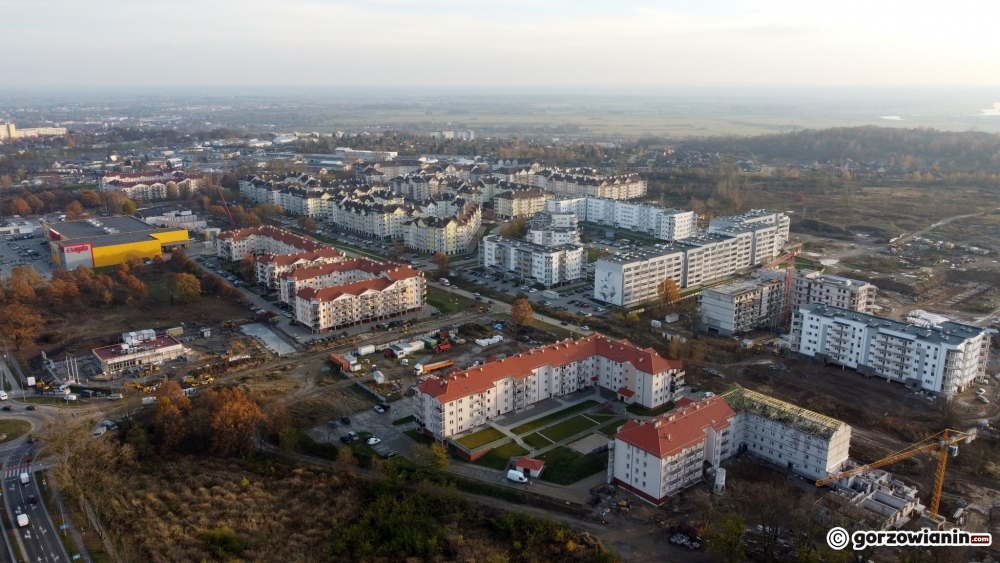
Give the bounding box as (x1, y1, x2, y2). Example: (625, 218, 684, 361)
(46, 216, 189, 269)
(609, 386, 851, 505)
(0, 218, 43, 238)
(791, 303, 992, 397)
(415, 334, 685, 440)
(480, 235, 585, 288)
(136, 205, 208, 233)
(699, 277, 785, 336)
(92, 330, 187, 376)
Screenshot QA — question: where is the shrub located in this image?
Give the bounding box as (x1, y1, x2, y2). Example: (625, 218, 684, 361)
(199, 526, 248, 558)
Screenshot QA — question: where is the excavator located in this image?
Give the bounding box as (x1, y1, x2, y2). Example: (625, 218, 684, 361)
(816, 429, 976, 521)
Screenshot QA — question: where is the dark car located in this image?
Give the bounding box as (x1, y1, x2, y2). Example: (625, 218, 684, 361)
(690, 386, 700, 393)
(340, 416, 352, 425)
(327, 420, 338, 428)
(339, 435, 352, 444)
(1, 406, 12, 411)
(27, 495, 37, 505)
(25, 405, 37, 411)
(383, 451, 398, 459)
(379, 402, 391, 412)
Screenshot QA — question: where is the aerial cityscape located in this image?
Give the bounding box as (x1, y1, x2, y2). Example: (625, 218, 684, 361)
(1, 2, 999, 563)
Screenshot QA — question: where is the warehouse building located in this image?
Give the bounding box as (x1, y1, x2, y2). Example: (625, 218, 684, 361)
(609, 386, 851, 505)
(46, 216, 189, 269)
(791, 303, 992, 397)
(92, 330, 187, 376)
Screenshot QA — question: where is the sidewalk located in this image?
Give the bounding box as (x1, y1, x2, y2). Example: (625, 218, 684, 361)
(44, 478, 90, 563)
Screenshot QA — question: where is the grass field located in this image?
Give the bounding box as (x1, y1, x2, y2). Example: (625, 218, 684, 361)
(455, 427, 506, 449)
(0, 419, 31, 444)
(473, 442, 529, 471)
(522, 433, 553, 449)
(511, 400, 599, 435)
(538, 447, 609, 485)
(392, 415, 416, 426)
(404, 429, 434, 445)
(626, 401, 675, 417)
(597, 419, 625, 437)
(21, 397, 85, 407)
(427, 286, 479, 314)
(540, 415, 599, 443)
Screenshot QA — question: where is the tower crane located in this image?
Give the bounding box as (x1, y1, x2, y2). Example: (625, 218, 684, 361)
(217, 185, 238, 230)
(815, 429, 976, 521)
(760, 248, 801, 329)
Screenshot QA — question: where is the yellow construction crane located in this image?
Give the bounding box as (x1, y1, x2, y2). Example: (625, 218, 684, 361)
(816, 429, 976, 520)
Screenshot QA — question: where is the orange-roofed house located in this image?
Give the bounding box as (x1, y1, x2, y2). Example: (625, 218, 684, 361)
(414, 333, 685, 440)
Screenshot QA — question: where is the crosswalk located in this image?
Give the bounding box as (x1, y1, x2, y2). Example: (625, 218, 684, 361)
(2, 465, 32, 479)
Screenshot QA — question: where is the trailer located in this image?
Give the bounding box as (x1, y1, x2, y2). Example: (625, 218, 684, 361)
(414, 360, 455, 376)
(356, 344, 376, 356)
(433, 342, 451, 353)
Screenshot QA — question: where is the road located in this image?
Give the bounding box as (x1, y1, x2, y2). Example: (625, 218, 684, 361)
(2, 441, 69, 563)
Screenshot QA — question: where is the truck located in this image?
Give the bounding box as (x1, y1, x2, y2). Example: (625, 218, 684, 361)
(356, 344, 376, 356)
(413, 360, 455, 376)
(542, 290, 560, 300)
(19, 472, 29, 485)
(433, 342, 451, 353)
(439, 278, 450, 286)
(16, 514, 28, 528)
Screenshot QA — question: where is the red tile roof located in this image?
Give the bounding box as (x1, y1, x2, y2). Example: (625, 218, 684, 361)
(416, 334, 681, 404)
(92, 335, 182, 361)
(614, 397, 735, 459)
(515, 457, 545, 471)
(616, 387, 635, 398)
(256, 247, 344, 266)
(296, 276, 407, 302)
(279, 258, 420, 282)
(218, 225, 326, 252)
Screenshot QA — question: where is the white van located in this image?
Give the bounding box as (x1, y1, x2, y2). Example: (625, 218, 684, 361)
(0, 391, 8, 401)
(17, 514, 28, 528)
(506, 469, 528, 483)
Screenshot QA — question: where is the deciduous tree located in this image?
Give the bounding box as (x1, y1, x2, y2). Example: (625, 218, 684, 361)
(165, 181, 179, 199)
(64, 200, 84, 220)
(431, 252, 449, 277)
(297, 216, 317, 232)
(429, 444, 450, 470)
(238, 255, 256, 282)
(9, 198, 31, 216)
(657, 278, 680, 313)
(120, 199, 137, 216)
(78, 189, 102, 207)
(509, 298, 534, 327)
(705, 512, 746, 563)
(210, 388, 262, 457)
(168, 273, 201, 304)
(1, 302, 43, 350)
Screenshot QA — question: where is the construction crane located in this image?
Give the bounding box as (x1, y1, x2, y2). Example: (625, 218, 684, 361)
(816, 429, 976, 521)
(216, 185, 238, 230)
(760, 248, 801, 329)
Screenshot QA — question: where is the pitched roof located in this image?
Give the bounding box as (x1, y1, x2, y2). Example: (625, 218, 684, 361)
(614, 397, 735, 458)
(416, 333, 682, 403)
(515, 457, 545, 471)
(280, 258, 420, 282)
(295, 277, 398, 302)
(256, 247, 344, 267)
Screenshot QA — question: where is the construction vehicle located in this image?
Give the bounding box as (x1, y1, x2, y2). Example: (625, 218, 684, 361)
(433, 342, 452, 353)
(413, 360, 455, 376)
(816, 428, 976, 521)
(402, 323, 410, 334)
(35, 380, 51, 393)
(222, 321, 239, 331)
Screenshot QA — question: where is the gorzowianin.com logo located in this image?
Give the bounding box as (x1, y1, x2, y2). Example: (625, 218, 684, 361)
(826, 527, 992, 550)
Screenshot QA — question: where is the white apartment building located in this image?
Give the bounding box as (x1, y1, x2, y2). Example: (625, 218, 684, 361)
(791, 303, 992, 397)
(217, 226, 327, 262)
(414, 334, 685, 441)
(533, 168, 647, 199)
(526, 211, 580, 246)
(700, 277, 785, 336)
(402, 201, 481, 255)
(675, 233, 755, 286)
(99, 171, 200, 200)
(594, 249, 685, 307)
(708, 209, 790, 263)
(254, 247, 346, 289)
(480, 235, 585, 288)
(610, 386, 851, 505)
(493, 187, 553, 219)
(545, 198, 698, 242)
(784, 270, 877, 313)
(279, 258, 415, 304)
(293, 266, 425, 333)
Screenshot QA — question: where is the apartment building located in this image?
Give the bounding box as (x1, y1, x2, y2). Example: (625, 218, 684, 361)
(700, 277, 785, 336)
(293, 265, 425, 333)
(282, 258, 420, 303)
(402, 201, 481, 255)
(254, 247, 346, 289)
(415, 334, 685, 440)
(791, 303, 992, 397)
(493, 187, 553, 219)
(594, 248, 685, 307)
(329, 198, 417, 240)
(708, 209, 790, 262)
(783, 270, 877, 313)
(99, 171, 200, 200)
(533, 168, 647, 199)
(480, 235, 585, 288)
(610, 386, 851, 505)
(216, 226, 327, 262)
(526, 211, 580, 246)
(545, 198, 697, 242)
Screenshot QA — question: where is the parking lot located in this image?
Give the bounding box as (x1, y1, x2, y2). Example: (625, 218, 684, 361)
(306, 394, 418, 459)
(459, 267, 605, 318)
(0, 235, 55, 279)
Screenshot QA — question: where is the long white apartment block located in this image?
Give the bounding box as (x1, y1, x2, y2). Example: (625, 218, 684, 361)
(708, 209, 790, 263)
(545, 198, 698, 242)
(609, 385, 851, 505)
(526, 211, 580, 246)
(480, 235, 584, 288)
(791, 303, 992, 397)
(700, 277, 785, 336)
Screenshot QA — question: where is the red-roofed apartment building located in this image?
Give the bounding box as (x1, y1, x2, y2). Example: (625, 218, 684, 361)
(414, 334, 684, 440)
(255, 247, 346, 289)
(611, 387, 851, 505)
(216, 226, 328, 262)
(293, 261, 425, 332)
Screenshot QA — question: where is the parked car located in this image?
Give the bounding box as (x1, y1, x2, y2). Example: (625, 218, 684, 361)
(374, 405, 385, 414)
(340, 416, 352, 425)
(366, 437, 381, 445)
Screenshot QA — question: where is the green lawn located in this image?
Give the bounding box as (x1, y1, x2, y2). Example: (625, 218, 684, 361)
(541, 415, 599, 443)
(404, 429, 434, 445)
(21, 396, 85, 407)
(0, 419, 31, 444)
(585, 411, 618, 421)
(626, 401, 676, 417)
(522, 433, 553, 449)
(597, 419, 626, 437)
(510, 400, 600, 435)
(427, 286, 479, 314)
(538, 446, 609, 485)
(473, 442, 529, 470)
(392, 415, 416, 426)
(455, 427, 506, 449)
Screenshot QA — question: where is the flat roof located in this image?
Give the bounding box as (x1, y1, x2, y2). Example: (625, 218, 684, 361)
(799, 303, 988, 345)
(484, 235, 580, 253)
(48, 216, 186, 248)
(705, 278, 780, 296)
(598, 246, 685, 264)
(92, 335, 182, 361)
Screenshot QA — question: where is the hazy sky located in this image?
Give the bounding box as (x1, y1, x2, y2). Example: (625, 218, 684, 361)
(4, 0, 1000, 89)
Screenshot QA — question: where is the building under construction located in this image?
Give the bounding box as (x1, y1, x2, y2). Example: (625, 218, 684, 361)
(815, 461, 923, 531)
(92, 330, 186, 376)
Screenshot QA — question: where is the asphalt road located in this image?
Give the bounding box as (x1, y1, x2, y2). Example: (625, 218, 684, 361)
(2, 441, 68, 563)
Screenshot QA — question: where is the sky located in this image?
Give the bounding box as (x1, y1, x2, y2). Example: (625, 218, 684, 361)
(3, 0, 1000, 89)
